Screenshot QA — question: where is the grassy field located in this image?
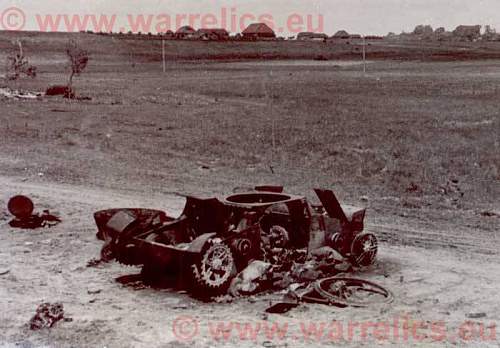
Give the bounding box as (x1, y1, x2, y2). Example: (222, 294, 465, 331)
(0, 31, 499, 236)
(1, 31, 500, 348)
(3, 30, 500, 63)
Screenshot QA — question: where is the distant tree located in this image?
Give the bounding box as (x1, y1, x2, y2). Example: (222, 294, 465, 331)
(66, 40, 89, 96)
(484, 25, 497, 40)
(413, 25, 433, 36)
(5, 41, 37, 80)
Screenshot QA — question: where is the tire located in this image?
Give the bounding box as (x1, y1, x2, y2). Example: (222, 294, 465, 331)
(314, 277, 393, 307)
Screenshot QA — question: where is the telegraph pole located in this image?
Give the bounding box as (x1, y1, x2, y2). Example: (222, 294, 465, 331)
(362, 35, 366, 75)
(162, 39, 166, 73)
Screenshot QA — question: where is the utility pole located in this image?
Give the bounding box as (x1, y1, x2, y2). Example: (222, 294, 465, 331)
(265, 70, 276, 174)
(269, 70, 276, 158)
(162, 39, 166, 73)
(362, 35, 366, 75)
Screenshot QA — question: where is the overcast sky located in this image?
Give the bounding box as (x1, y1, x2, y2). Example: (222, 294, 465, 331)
(3, 0, 499, 35)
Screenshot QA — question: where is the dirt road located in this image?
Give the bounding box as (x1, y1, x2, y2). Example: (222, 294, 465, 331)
(1, 176, 499, 347)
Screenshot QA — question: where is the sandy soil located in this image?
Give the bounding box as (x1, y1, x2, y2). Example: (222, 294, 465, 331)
(1, 176, 499, 348)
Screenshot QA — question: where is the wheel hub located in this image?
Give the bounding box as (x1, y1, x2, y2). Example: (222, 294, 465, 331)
(198, 243, 234, 288)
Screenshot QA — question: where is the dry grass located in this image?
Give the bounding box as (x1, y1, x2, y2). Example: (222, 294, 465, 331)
(0, 33, 498, 233)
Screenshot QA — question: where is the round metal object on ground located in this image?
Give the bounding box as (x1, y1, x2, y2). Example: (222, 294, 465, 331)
(314, 277, 393, 307)
(8, 195, 34, 218)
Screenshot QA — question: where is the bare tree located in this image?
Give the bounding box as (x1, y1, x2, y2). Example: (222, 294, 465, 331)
(66, 40, 89, 95)
(483, 25, 497, 41)
(6, 41, 37, 80)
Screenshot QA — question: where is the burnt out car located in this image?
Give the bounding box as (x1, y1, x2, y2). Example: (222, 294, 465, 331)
(94, 187, 377, 296)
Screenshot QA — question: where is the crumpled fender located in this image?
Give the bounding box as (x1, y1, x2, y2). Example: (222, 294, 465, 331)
(188, 233, 217, 253)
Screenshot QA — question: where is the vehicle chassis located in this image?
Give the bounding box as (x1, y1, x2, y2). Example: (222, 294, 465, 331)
(94, 187, 378, 296)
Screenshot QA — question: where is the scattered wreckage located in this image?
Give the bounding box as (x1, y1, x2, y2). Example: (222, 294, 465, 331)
(29, 303, 67, 330)
(267, 276, 394, 313)
(0, 87, 42, 100)
(94, 187, 380, 300)
(7, 195, 61, 229)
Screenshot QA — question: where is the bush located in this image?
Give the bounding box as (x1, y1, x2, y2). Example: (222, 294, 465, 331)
(5, 41, 37, 80)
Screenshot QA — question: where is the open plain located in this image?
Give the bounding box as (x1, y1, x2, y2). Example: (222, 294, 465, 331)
(0, 32, 499, 347)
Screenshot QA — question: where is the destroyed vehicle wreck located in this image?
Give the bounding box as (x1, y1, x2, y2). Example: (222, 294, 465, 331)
(94, 187, 378, 299)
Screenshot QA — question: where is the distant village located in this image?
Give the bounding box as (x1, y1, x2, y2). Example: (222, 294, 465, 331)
(87, 23, 499, 43)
